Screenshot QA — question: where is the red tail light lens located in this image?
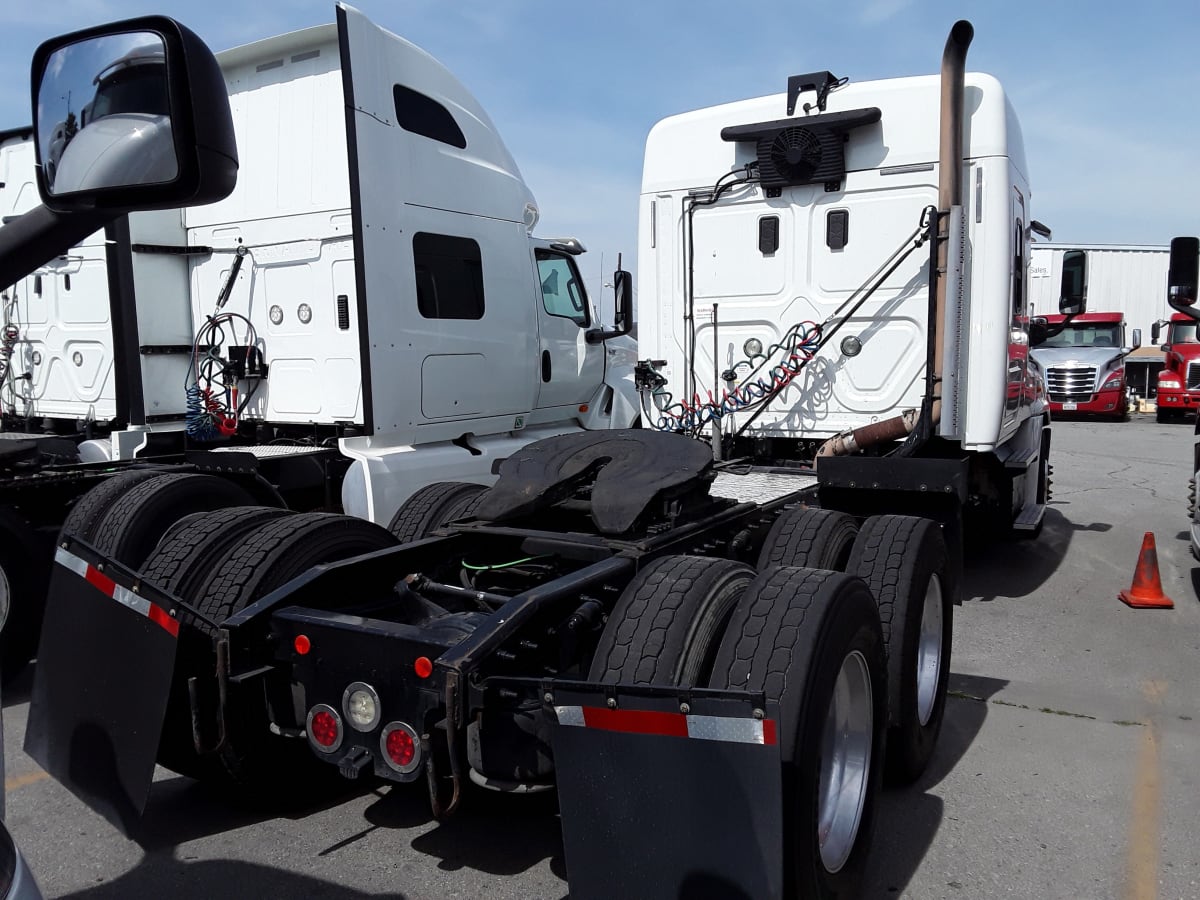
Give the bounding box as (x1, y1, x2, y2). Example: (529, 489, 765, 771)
(380, 722, 421, 774)
(306, 704, 343, 753)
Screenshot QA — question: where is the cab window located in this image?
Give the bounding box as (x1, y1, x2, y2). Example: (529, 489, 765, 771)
(536, 252, 588, 327)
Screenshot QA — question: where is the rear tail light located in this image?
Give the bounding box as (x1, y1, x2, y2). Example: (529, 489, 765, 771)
(307, 704, 344, 753)
(380, 721, 421, 774)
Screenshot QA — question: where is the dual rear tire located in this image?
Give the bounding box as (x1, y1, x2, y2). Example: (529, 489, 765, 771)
(592, 557, 887, 898)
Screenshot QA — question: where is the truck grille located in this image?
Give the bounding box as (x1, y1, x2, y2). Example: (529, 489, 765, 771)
(1046, 366, 1096, 402)
(1188, 362, 1200, 390)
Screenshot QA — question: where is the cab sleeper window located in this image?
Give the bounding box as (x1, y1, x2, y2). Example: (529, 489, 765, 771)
(393, 84, 466, 149)
(413, 233, 484, 320)
(536, 251, 588, 327)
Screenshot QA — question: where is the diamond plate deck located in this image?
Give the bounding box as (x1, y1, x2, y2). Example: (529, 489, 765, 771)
(709, 469, 817, 504)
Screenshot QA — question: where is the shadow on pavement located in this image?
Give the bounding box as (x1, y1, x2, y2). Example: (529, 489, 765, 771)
(963, 508, 1078, 602)
(129, 772, 376, 851)
(863, 673, 1008, 895)
(58, 856, 405, 899)
(359, 784, 566, 879)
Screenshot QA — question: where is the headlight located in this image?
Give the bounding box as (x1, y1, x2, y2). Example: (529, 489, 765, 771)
(343, 682, 381, 732)
(1160, 376, 1182, 389)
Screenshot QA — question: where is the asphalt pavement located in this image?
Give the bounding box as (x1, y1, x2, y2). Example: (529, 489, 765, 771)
(4, 413, 1198, 899)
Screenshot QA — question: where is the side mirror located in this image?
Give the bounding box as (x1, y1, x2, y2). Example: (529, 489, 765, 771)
(1151, 322, 1162, 344)
(1130, 328, 1142, 352)
(1162, 344, 1173, 354)
(1058, 249, 1087, 316)
(1167, 236, 1200, 321)
(586, 268, 634, 344)
(1028, 316, 1049, 347)
(32, 16, 237, 212)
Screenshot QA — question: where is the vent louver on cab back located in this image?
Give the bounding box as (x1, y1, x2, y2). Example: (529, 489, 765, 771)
(721, 107, 881, 189)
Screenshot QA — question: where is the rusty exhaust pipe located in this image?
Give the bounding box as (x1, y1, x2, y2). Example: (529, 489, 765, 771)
(819, 20, 973, 459)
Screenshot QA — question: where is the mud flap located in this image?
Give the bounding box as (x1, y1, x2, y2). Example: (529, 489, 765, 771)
(547, 683, 784, 900)
(25, 542, 181, 833)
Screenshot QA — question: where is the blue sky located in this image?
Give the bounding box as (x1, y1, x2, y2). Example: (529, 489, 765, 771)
(3, 1, 1199, 297)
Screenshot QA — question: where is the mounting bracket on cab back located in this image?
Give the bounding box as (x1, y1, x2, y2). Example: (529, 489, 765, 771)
(787, 71, 843, 115)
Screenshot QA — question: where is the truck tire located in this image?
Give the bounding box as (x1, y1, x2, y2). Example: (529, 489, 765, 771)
(136, 505, 295, 779)
(589, 555, 755, 687)
(89, 473, 257, 569)
(189, 513, 398, 788)
(757, 507, 858, 572)
(139, 506, 294, 602)
(59, 468, 164, 541)
(847, 515, 950, 785)
(709, 566, 886, 900)
(387, 481, 489, 544)
(0, 507, 52, 679)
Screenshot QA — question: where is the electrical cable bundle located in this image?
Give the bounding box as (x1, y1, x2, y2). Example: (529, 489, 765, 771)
(651, 321, 823, 432)
(184, 311, 261, 442)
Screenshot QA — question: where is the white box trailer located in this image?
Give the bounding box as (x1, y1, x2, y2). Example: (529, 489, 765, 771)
(1030, 242, 1167, 336)
(1030, 243, 1168, 397)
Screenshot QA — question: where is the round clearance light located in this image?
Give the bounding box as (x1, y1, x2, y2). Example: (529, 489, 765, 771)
(294, 634, 311, 655)
(414, 656, 433, 679)
(743, 338, 764, 358)
(72, 351, 84, 367)
(306, 704, 343, 753)
(380, 721, 421, 774)
(269, 305, 284, 325)
(31, 350, 42, 366)
(343, 681, 381, 732)
(840, 335, 863, 357)
(297, 303, 313, 324)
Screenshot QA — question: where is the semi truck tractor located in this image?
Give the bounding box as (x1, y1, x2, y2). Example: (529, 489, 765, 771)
(27, 10, 1084, 900)
(0, 14, 637, 675)
(1155, 238, 1200, 559)
(1029, 311, 1140, 420)
(1152, 311, 1200, 422)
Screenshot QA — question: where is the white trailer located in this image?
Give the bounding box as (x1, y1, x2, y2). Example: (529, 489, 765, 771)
(1030, 242, 1167, 337)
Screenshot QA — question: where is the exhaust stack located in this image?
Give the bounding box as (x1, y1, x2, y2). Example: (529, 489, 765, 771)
(818, 19, 973, 459)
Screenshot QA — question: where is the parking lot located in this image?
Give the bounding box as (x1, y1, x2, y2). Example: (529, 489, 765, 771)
(4, 414, 1198, 900)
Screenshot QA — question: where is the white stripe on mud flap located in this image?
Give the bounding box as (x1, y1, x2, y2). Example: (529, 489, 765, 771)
(553, 704, 777, 745)
(54, 546, 88, 578)
(685, 714, 771, 745)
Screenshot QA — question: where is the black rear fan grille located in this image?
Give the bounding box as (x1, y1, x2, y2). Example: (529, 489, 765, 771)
(756, 128, 845, 188)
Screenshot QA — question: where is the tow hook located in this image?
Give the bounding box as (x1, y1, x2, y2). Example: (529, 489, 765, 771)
(338, 747, 372, 779)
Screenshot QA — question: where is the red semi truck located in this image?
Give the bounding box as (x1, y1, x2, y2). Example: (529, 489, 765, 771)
(1152, 312, 1200, 422)
(1030, 312, 1139, 420)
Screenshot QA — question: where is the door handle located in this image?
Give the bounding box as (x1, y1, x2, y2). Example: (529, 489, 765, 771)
(542, 350, 551, 382)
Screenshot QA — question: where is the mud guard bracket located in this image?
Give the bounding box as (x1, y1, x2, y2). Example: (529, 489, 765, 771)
(546, 681, 785, 900)
(25, 540, 181, 833)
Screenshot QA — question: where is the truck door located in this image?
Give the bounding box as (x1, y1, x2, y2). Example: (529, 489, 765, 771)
(534, 249, 604, 410)
(1006, 192, 1030, 421)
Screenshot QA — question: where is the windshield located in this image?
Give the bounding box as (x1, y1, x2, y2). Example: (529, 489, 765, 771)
(87, 63, 168, 123)
(1169, 321, 1199, 344)
(1037, 322, 1121, 350)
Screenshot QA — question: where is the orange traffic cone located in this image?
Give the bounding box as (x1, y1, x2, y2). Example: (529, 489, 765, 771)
(1119, 532, 1174, 609)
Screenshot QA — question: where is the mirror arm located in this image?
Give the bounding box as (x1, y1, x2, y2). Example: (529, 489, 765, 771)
(585, 325, 630, 345)
(0, 204, 118, 288)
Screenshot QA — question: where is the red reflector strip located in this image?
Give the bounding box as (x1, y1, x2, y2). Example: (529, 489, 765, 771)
(555, 705, 777, 746)
(55, 546, 179, 639)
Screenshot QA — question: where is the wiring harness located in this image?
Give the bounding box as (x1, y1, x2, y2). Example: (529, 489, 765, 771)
(184, 311, 261, 441)
(650, 321, 823, 432)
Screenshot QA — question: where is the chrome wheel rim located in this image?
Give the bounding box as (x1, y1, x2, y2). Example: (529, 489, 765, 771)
(916, 574, 944, 727)
(817, 648, 873, 874)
